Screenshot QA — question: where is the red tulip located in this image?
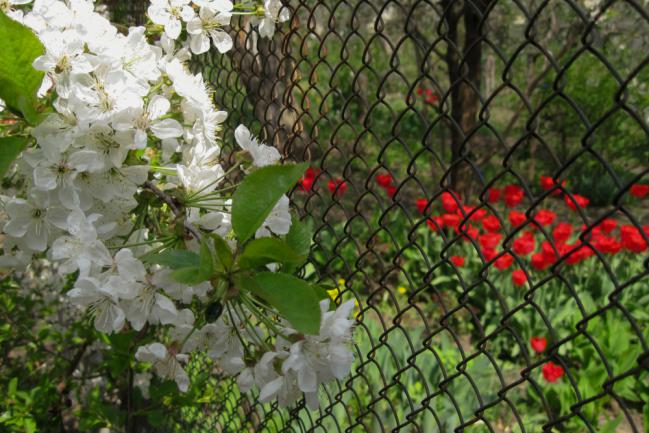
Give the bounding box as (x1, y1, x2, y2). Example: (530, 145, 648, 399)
(531, 253, 552, 270)
(482, 248, 498, 261)
(479, 232, 502, 250)
(426, 217, 444, 232)
(441, 191, 460, 213)
(458, 223, 479, 242)
(542, 361, 564, 383)
(599, 218, 617, 233)
(540, 175, 555, 190)
(564, 242, 594, 265)
(530, 336, 547, 354)
(513, 231, 536, 256)
(592, 234, 622, 254)
(299, 167, 318, 191)
(509, 211, 527, 227)
(482, 215, 501, 232)
(494, 253, 514, 270)
(328, 178, 347, 196)
(450, 256, 465, 267)
(532, 210, 556, 227)
(620, 225, 647, 253)
(630, 184, 649, 198)
(375, 173, 393, 188)
(425, 95, 439, 104)
(512, 269, 527, 286)
(416, 199, 428, 214)
(540, 241, 558, 263)
(564, 193, 589, 211)
(467, 206, 487, 221)
(442, 213, 461, 228)
(552, 222, 573, 243)
(488, 188, 502, 203)
(303, 167, 318, 179)
(299, 177, 314, 192)
(540, 176, 565, 195)
(504, 185, 525, 207)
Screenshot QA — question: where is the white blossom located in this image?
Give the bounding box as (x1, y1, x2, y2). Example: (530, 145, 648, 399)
(235, 124, 281, 167)
(51, 211, 112, 275)
(252, 0, 290, 39)
(187, 6, 233, 54)
(135, 343, 190, 392)
(152, 268, 211, 304)
(177, 162, 225, 193)
(2, 191, 68, 252)
(32, 30, 94, 97)
(68, 277, 125, 333)
(147, 0, 195, 40)
(256, 195, 291, 238)
(0, 0, 32, 21)
(192, 0, 233, 11)
(113, 95, 184, 149)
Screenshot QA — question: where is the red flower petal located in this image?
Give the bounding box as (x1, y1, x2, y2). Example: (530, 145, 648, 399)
(512, 269, 527, 286)
(630, 184, 649, 198)
(530, 336, 547, 354)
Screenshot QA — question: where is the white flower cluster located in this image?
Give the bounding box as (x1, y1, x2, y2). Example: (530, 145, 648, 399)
(237, 299, 356, 409)
(147, 0, 289, 51)
(0, 0, 353, 410)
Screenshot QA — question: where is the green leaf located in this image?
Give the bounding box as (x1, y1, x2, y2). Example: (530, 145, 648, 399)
(312, 283, 337, 309)
(142, 249, 199, 269)
(24, 418, 36, 433)
(199, 238, 214, 277)
(146, 409, 166, 428)
(170, 267, 210, 285)
(285, 216, 313, 257)
(600, 415, 622, 433)
(231, 163, 308, 243)
(0, 11, 44, 124)
(249, 272, 322, 335)
(238, 237, 305, 270)
(0, 136, 29, 178)
(283, 216, 313, 273)
(8, 377, 17, 396)
(210, 233, 233, 272)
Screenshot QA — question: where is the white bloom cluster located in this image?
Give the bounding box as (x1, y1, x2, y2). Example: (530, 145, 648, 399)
(237, 299, 356, 408)
(252, 0, 291, 38)
(0, 0, 354, 410)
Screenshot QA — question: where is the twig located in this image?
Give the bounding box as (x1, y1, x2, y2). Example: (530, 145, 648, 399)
(142, 180, 202, 241)
(52, 340, 90, 432)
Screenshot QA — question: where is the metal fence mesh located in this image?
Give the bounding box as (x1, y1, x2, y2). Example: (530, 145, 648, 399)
(114, 0, 649, 431)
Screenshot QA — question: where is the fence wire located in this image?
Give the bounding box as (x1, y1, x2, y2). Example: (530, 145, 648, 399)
(115, 1, 649, 431)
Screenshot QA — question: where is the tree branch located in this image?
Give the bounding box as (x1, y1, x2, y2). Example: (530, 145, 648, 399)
(142, 181, 202, 241)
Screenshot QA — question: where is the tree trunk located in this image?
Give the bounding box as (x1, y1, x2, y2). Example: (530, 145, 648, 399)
(443, 0, 488, 196)
(229, 16, 309, 160)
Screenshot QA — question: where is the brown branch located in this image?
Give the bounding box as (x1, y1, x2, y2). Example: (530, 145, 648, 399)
(52, 340, 90, 433)
(142, 180, 202, 241)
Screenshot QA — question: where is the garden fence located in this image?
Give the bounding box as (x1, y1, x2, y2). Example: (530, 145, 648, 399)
(115, 0, 649, 431)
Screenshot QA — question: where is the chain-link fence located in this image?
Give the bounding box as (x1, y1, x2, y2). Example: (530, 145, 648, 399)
(115, 0, 649, 431)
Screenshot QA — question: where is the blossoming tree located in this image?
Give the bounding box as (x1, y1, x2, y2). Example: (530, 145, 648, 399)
(0, 0, 355, 416)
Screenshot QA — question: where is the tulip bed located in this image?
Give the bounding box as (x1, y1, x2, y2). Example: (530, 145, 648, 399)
(294, 169, 649, 432)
